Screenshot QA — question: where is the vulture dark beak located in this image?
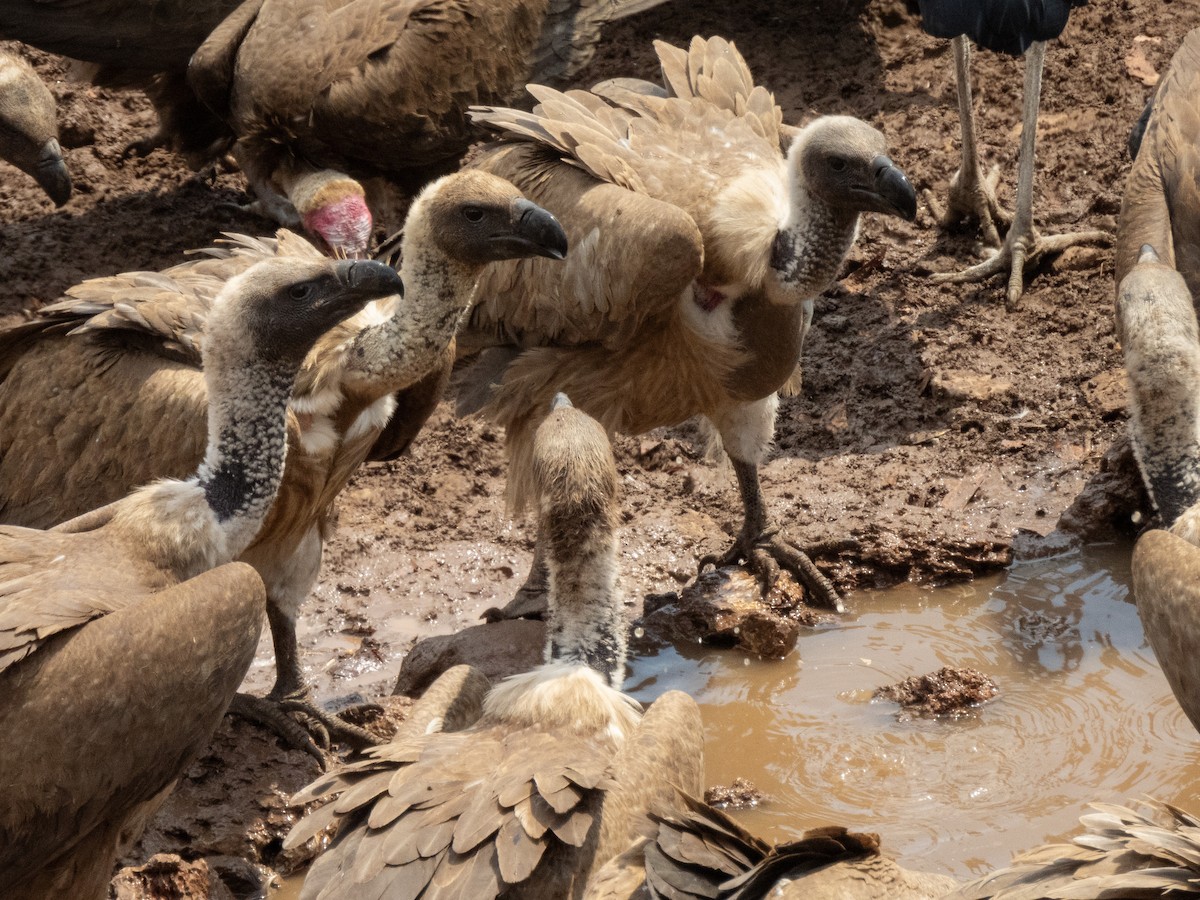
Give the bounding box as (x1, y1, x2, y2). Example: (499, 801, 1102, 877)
(867, 155, 917, 222)
(503, 198, 569, 261)
(335, 259, 405, 300)
(34, 138, 71, 207)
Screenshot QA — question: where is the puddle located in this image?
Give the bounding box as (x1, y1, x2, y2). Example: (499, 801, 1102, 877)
(269, 543, 1200, 889)
(625, 542, 1200, 879)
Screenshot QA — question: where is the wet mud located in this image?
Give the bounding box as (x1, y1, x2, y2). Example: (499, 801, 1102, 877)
(0, 0, 1192, 892)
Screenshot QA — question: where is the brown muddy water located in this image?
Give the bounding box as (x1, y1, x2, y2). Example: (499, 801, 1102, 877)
(273, 542, 1200, 893)
(626, 542, 1200, 881)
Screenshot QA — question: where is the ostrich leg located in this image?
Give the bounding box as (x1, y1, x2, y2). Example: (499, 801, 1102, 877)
(927, 35, 1009, 245)
(933, 41, 1109, 308)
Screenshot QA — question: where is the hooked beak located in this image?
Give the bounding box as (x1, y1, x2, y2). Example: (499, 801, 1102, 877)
(34, 138, 71, 207)
(334, 259, 405, 300)
(501, 198, 569, 261)
(865, 155, 917, 222)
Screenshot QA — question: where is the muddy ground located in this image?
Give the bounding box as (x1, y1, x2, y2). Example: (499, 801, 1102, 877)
(1, 0, 1192, 892)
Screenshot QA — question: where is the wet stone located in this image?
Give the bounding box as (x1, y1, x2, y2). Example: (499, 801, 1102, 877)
(110, 854, 233, 900)
(873, 666, 999, 719)
(393, 619, 545, 697)
(639, 567, 822, 658)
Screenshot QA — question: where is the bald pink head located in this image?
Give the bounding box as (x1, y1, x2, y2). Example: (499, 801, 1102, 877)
(301, 192, 373, 258)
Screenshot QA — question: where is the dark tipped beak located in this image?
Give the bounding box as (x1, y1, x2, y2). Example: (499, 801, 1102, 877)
(35, 139, 71, 207)
(871, 155, 917, 222)
(510, 198, 569, 261)
(550, 392, 573, 411)
(335, 259, 405, 300)
(1139, 244, 1160, 265)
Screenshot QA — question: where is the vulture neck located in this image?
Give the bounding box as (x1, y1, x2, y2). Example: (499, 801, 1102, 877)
(543, 502, 626, 689)
(195, 354, 296, 559)
(771, 182, 859, 303)
(345, 229, 474, 392)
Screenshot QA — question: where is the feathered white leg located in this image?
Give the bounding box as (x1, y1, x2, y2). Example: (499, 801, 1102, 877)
(933, 41, 1109, 309)
(699, 396, 843, 612)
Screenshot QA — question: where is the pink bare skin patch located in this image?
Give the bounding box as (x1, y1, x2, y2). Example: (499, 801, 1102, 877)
(694, 283, 727, 312)
(302, 194, 373, 258)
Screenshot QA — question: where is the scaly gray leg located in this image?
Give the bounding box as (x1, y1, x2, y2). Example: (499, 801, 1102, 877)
(932, 41, 1109, 309)
(699, 457, 844, 612)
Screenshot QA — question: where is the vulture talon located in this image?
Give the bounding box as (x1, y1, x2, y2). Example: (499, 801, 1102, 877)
(227, 693, 331, 767)
(705, 530, 844, 613)
(120, 131, 167, 161)
(277, 697, 384, 750)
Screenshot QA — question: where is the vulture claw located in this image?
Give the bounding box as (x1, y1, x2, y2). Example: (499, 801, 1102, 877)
(227, 692, 329, 768)
(120, 130, 167, 161)
(699, 531, 843, 613)
(277, 697, 383, 750)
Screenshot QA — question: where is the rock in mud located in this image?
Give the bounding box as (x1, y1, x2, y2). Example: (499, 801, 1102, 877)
(110, 854, 233, 900)
(1054, 436, 1149, 541)
(393, 619, 545, 697)
(639, 567, 827, 658)
(873, 666, 999, 719)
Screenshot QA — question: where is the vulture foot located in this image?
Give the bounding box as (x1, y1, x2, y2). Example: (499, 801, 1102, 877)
(481, 580, 549, 623)
(227, 692, 382, 767)
(699, 530, 843, 614)
(930, 224, 1110, 310)
(925, 164, 1010, 247)
(120, 129, 168, 160)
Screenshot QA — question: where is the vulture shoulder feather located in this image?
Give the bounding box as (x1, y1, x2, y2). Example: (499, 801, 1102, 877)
(465, 141, 703, 350)
(1117, 27, 1200, 298)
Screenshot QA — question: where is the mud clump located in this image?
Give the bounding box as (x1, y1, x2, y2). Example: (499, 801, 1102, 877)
(705, 777, 769, 810)
(393, 619, 545, 697)
(111, 854, 234, 900)
(874, 666, 999, 719)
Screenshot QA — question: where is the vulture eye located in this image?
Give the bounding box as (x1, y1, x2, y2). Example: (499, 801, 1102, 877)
(289, 283, 315, 301)
(829, 157, 847, 172)
(462, 206, 485, 223)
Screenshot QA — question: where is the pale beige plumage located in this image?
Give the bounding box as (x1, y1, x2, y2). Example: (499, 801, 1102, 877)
(286, 396, 706, 898)
(0, 49, 70, 206)
(0, 255, 402, 900)
(459, 36, 916, 613)
(0, 170, 567, 753)
(948, 799, 1200, 898)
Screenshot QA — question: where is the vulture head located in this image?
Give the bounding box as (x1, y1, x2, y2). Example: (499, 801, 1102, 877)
(789, 115, 916, 222)
(207, 256, 404, 369)
(0, 52, 71, 207)
(284, 166, 374, 259)
(405, 169, 569, 265)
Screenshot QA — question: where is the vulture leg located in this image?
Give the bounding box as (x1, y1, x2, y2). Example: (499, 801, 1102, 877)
(926, 36, 1009, 245)
(699, 398, 843, 612)
(932, 41, 1109, 308)
(227, 529, 382, 759)
(482, 526, 551, 622)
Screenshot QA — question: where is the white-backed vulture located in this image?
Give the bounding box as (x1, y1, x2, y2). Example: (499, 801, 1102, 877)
(0, 0, 242, 163)
(284, 395, 707, 898)
(0, 49, 70, 206)
(1116, 26, 1200, 298)
(911, 0, 1107, 309)
(946, 799, 1200, 899)
(0, 255, 404, 900)
(598, 794, 958, 900)
(0, 170, 568, 755)
(457, 36, 917, 614)
(185, 0, 668, 243)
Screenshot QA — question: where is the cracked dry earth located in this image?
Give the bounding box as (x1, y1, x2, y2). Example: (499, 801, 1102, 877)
(0, 0, 1187, 892)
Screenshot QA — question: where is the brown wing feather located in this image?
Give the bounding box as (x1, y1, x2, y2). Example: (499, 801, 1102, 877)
(1132, 529, 1200, 737)
(0, 562, 263, 885)
(462, 142, 703, 351)
(288, 721, 613, 898)
(1117, 28, 1200, 290)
